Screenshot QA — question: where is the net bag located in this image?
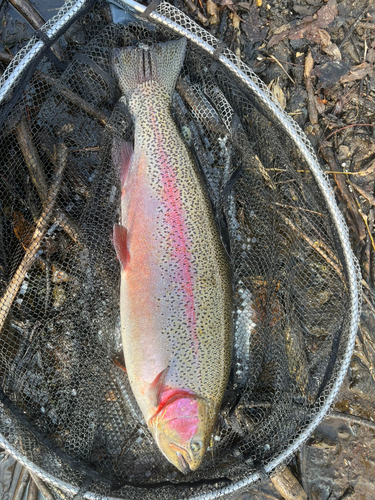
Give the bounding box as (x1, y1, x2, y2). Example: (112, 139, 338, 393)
(0, 0, 361, 498)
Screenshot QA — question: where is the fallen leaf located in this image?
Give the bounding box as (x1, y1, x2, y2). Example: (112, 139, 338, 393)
(317, 28, 331, 47)
(207, 0, 220, 24)
(340, 62, 373, 83)
(236, 2, 252, 11)
(268, 0, 338, 47)
(323, 43, 341, 61)
(314, 95, 326, 114)
(231, 12, 240, 30)
(220, 0, 234, 7)
(312, 60, 350, 87)
(12, 211, 34, 250)
(268, 28, 290, 48)
(314, 29, 341, 60)
(268, 78, 286, 109)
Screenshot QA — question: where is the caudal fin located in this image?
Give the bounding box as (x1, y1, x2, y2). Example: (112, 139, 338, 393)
(113, 38, 187, 101)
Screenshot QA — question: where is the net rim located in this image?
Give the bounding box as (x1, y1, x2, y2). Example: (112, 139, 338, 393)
(0, 0, 361, 498)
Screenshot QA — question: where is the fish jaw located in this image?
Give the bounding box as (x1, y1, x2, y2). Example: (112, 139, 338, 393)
(149, 394, 211, 473)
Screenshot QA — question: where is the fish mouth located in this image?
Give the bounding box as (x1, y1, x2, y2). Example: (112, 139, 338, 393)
(176, 452, 190, 474)
(170, 442, 191, 473)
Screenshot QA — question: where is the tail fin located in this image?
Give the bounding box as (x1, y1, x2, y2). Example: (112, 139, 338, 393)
(113, 38, 187, 101)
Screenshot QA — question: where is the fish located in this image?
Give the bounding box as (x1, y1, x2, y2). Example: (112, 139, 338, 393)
(112, 38, 232, 473)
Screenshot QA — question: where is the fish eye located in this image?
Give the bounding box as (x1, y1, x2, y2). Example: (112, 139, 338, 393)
(190, 441, 202, 453)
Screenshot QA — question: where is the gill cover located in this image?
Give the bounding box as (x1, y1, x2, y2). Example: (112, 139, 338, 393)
(149, 395, 211, 473)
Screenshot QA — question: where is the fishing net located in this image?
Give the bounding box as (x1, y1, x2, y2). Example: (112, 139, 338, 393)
(0, 0, 360, 498)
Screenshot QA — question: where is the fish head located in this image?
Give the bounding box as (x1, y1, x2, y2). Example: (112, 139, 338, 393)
(149, 394, 211, 473)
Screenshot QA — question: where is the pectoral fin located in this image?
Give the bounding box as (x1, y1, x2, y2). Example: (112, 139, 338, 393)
(112, 139, 133, 188)
(113, 223, 130, 270)
(149, 367, 169, 407)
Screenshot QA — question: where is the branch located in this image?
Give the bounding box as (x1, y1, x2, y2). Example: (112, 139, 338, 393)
(0, 144, 68, 333)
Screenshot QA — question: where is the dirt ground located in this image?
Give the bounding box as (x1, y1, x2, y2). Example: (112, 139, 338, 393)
(1, 0, 375, 499)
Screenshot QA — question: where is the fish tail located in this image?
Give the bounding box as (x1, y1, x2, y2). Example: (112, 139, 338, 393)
(113, 38, 187, 101)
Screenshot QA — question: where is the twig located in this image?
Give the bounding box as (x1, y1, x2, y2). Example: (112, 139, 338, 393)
(321, 147, 366, 242)
(176, 77, 229, 137)
(319, 123, 375, 153)
(269, 55, 296, 84)
(270, 465, 307, 500)
(351, 182, 375, 207)
(9, 0, 45, 29)
(27, 478, 38, 500)
(304, 49, 318, 125)
(362, 288, 375, 316)
(298, 444, 309, 498)
(8, 0, 64, 61)
(16, 116, 48, 200)
(0, 52, 12, 63)
(29, 473, 55, 500)
(183, 0, 209, 25)
(13, 467, 30, 500)
(359, 306, 375, 352)
(0, 144, 68, 333)
(273, 202, 324, 217)
(279, 213, 345, 281)
(299, 211, 342, 266)
(323, 171, 370, 175)
(363, 209, 374, 281)
(35, 71, 109, 126)
(346, 183, 375, 252)
(15, 116, 80, 243)
(329, 411, 375, 431)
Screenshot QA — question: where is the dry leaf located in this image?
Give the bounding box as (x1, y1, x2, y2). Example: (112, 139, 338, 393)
(314, 95, 326, 114)
(340, 62, 373, 83)
(268, 0, 338, 47)
(312, 60, 350, 87)
(323, 43, 341, 60)
(207, 0, 220, 24)
(304, 50, 314, 78)
(316, 29, 341, 60)
(231, 12, 241, 30)
(236, 2, 252, 11)
(220, 0, 234, 7)
(268, 78, 286, 109)
(12, 211, 35, 250)
(317, 28, 331, 47)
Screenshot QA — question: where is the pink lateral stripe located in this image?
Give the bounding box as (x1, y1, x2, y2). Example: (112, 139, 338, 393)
(148, 106, 199, 357)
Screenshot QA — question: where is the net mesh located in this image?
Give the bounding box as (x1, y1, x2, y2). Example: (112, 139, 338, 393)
(0, 1, 360, 499)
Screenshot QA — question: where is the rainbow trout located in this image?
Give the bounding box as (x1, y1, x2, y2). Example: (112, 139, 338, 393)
(112, 38, 232, 473)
